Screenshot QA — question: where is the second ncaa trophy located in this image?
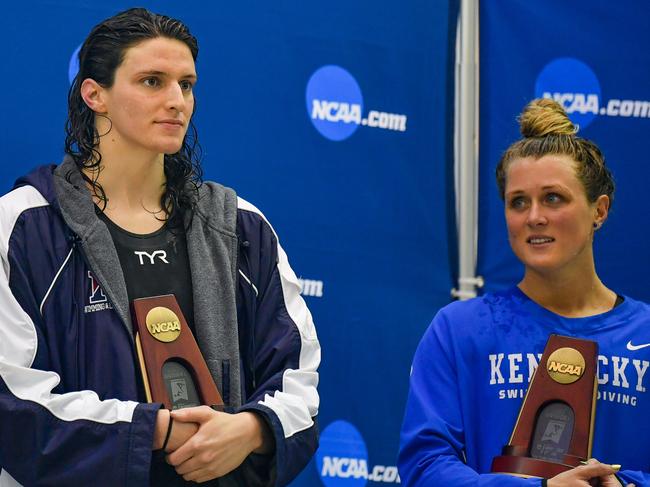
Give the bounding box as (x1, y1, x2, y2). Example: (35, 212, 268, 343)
(491, 334, 598, 479)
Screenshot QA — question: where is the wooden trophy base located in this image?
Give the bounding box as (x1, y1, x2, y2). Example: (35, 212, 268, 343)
(132, 295, 223, 410)
(490, 335, 598, 480)
(492, 454, 578, 479)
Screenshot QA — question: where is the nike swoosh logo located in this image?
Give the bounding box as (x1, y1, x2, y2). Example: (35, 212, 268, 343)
(626, 341, 650, 351)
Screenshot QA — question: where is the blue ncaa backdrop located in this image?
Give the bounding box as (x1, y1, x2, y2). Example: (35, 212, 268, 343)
(0, 1, 458, 486)
(478, 0, 650, 302)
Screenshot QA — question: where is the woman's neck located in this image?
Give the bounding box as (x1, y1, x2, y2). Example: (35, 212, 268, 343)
(84, 145, 168, 234)
(518, 265, 616, 318)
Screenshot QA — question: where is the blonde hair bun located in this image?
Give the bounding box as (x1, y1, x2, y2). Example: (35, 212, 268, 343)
(519, 98, 577, 138)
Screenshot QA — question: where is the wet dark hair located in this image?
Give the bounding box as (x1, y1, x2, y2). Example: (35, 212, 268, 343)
(496, 98, 615, 208)
(64, 7, 202, 229)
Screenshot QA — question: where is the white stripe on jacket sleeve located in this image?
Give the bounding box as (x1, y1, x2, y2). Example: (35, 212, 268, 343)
(237, 196, 320, 438)
(0, 185, 138, 424)
(0, 468, 22, 487)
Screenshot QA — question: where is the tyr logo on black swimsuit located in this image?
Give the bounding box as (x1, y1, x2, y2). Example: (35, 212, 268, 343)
(134, 250, 169, 265)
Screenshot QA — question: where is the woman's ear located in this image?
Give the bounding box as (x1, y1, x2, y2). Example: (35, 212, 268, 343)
(80, 79, 107, 113)
(594, 194, 610, 228)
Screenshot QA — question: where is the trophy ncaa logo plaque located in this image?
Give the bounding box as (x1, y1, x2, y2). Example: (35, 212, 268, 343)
(491, 335, 598, 479)
(132, 295, 224, 410)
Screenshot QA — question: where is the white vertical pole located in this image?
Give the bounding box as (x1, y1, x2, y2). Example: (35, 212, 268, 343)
(452, 0, 483, 300)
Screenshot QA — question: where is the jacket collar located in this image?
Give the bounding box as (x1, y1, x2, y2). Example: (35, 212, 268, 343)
(53, 157, 133, 338)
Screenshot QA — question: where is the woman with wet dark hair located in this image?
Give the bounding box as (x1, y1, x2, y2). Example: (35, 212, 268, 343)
(0, 8, 319, 486)
(398, 99, 649, 487)
(65, 7, 202, 232)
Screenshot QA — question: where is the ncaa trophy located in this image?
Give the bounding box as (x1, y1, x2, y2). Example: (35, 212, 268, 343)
(132, 295, 224, 410)
(491, 334, 598, 479)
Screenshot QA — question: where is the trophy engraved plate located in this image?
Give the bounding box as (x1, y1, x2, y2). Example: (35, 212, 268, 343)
(163, 361, 201, 409)
(132, 295, 223, 410)
(491, 334, 598, 479)
(530, 402, 574, 462)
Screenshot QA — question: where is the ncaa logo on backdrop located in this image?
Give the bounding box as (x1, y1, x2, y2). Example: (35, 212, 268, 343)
(306, 65, 408, 141)
(316, 420, 400, 485)
(536, 57, 650, 129)
(535, 58, 601, 128)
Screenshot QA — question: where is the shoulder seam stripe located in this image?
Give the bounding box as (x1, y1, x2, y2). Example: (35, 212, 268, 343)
(39, 246, 74, 316)
(237, 196, 320, 439)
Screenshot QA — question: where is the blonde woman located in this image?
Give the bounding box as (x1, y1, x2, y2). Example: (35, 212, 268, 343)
(399, 99, 647, 487)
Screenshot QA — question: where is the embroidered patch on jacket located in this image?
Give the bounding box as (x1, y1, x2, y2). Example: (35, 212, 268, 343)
(84, 271, 114, 313)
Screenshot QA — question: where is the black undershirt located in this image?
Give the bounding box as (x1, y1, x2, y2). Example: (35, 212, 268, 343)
(99, 209, 200, 485)
(98, 208, 195, 335)
(614, 294, 624, 308)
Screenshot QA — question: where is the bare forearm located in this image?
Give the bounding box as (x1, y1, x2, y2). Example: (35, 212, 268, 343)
(152, 409, 170, 450)
(152, 409, 198, 452)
